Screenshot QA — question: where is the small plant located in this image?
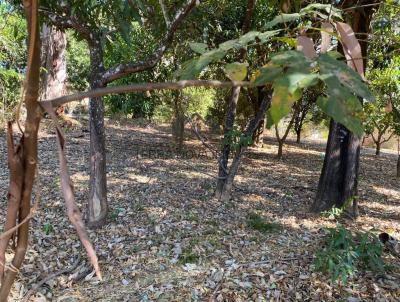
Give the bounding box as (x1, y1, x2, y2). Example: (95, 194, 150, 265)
(314, 225, 385, 284)
(223, 127, 253, 151)
(246, 213, 281, 233)
(179, 247, 199, 264)
(42, 222, 54, 235)
(321, 206, 344, 219)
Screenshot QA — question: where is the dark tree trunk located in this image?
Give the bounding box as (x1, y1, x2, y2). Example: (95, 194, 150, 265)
(397, 155, 400, 178)
(312, 0, 377, 215)
(252, 119, 265, 146)
(277, 141, 283, 159)
(312, 120, 360, 213)
(172, 91, 185, 151)
(218, 92, 272, 202)
(215, 86, 240, 199)
(87, 42, 108, 228)
(296, 130, 301, 144)
(375, 142, 381, 156)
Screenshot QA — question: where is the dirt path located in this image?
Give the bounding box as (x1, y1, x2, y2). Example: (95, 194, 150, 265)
(0, 120, 399, 301)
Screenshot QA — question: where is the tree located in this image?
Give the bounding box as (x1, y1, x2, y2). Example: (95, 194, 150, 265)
(38, 0, 201, 227)
(312, 0, 378, 215)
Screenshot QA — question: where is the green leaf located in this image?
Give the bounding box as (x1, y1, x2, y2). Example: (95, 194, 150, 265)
(224, 62, 248, 81)
(253, 64, 283, 85)
(269, 77, 302, 124)
(317, 94, 364, 136)
(270, 50, 312, 69)
(189, 42, 208, 54)
(318, 54, 374, 101)
(273, 37, 297, 48)
(264, 13, 301, 29)
(176, 49, 227, 80)
(300, 3, 343, 19)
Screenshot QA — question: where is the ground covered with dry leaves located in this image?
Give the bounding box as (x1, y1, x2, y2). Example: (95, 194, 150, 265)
(0, 119, 399, 302)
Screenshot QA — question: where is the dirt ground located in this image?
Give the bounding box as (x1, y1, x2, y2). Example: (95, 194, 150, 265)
(0, 119, 399, 301)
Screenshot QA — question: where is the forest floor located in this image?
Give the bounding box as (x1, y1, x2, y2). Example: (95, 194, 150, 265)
(0, 118, 400, 302)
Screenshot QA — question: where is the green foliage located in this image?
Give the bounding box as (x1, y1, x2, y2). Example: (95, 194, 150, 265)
(0, 2, 25, 124)
(176, 30, 281, 80)
(42, 222, 54, 235)
(223, 127, 253, 151)
(314, 226, 385, 284)
(66, 31, 90, 91)
(246, 213, 281, 233)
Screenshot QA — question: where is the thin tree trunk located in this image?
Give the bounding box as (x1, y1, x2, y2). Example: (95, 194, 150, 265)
(215, 86, 240, 198)
(87, 43, 108, 228)
(277, 141, 283, 159)
(215, 0, 255, 199)
(0, 0, 41, 299)
(218, 92, 272, 202)
(397, 155, 400, 178)
(172, 91, 185, 151)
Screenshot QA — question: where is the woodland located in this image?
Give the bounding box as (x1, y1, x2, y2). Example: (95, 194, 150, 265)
(0, 0, 400, 301)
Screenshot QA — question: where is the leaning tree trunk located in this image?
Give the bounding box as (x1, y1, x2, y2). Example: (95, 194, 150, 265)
(87, 42, 108, 228)
(296, 130, 301, 143)
(40, 24, 67, 103)
(215, 0, 255, 199)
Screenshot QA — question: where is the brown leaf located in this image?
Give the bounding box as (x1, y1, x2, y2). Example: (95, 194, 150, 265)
(320, 22, 334, 54)
(336, 22, 364, 76)
(296, 36, 317, 59)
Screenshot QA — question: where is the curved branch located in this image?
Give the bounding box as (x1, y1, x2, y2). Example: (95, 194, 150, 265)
(101, 0, 201, 84)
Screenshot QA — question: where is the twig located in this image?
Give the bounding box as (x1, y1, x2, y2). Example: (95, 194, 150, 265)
(22, 255, 81, 302)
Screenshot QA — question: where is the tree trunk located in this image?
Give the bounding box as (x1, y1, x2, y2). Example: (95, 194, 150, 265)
(217, 92, 272, 202)
(277, 141, 283, 159)
(172, 91, 185, 151)
(312, 120, 360, 213)
(215, 86, 240, 199)
(40, 24, 67, 102)
(252, 119, 265, 146)
(296, 130, 301, 143)
(87, 43, 108, 228)
(397, 155, 400, 178)
(375, 141, 381, 156)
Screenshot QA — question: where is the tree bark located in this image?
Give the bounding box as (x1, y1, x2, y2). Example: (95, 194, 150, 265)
(312, 120, 360, 213)
(296, 130, 301, 144)
(40, 24, 67, 102)
(172, 91, 185, 151)
(0, 0, 41, 299)
(277, 141, 283, 159)
(375, 142, 381, 156)
(87, 42, 108, 228)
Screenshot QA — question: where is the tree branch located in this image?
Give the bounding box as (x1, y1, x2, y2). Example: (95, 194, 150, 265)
(101, 0, 201, 84)
(41, 80, 255, 108)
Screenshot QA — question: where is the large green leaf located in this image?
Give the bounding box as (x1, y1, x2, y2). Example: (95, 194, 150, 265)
(189, 42, 208, 54)
(253, 64, 283, 85)
(300, 3, 342, 19)
(318, 54, 374, 101)
(317, 95, 364, 136)
(177, 30, 280, 80)
(224, 62, 248, 81)
(176, 49, 226, 80)
(269, 77, 302, 124)
(270, 50, 312, 69)
(264, 13, 301, 29)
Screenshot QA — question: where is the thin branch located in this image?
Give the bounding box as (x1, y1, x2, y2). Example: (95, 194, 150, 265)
(101, 0, 202, 84)
(41, 80, 255, 108)
(158, 0, 170, 26)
